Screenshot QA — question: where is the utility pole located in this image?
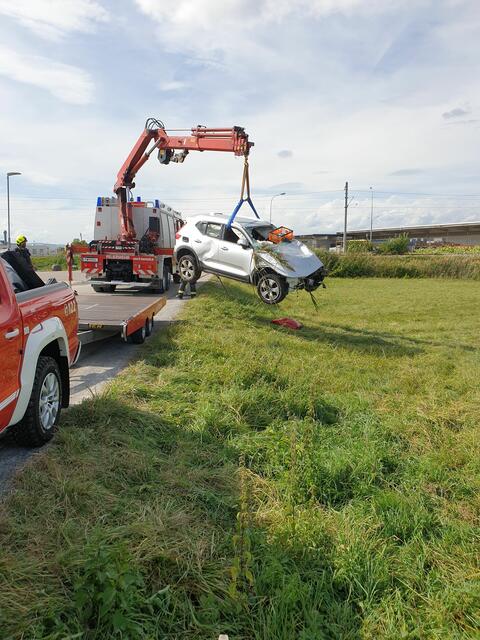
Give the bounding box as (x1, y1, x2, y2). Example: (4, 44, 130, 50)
(343, 181, 348, 253)
(369, 186, 374, 242)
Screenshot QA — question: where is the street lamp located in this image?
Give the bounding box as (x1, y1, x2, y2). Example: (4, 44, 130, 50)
(269, 192, 286, 223)
(369, 186, 374, 243)
(6, 171, 21, 249)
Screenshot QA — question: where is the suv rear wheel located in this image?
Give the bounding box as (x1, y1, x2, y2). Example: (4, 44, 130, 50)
(256, 272, 288, 305)
(13, 356, 62, 447)
(178, 253, 202, 283)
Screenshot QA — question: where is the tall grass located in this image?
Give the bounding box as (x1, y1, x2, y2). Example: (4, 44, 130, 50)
(317, 250, 480, 279)
(0, 278, 479, 638)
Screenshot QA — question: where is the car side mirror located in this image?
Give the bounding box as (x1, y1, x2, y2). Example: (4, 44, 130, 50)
(238, 236, 250, 249)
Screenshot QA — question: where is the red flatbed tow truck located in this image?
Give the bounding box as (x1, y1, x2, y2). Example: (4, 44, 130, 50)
(77, 288, 166, 345)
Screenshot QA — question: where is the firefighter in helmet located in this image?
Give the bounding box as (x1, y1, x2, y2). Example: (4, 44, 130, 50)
(15, 234, 33, 269)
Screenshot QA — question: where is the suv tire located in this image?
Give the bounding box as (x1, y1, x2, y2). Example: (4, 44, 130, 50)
(13, 356, 62, 447)
(178, 253, 202, 283)
(256, 272, 288, 305)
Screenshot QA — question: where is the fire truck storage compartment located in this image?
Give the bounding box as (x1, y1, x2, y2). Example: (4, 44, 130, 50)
(94, 197, 179, 250)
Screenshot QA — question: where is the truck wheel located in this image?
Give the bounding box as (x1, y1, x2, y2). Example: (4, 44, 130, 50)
(163, 264, 171, 292)
(92, 284, 116, 293)
(145, 316, 154, 337)
(130, 324, 146, 344)
(178, 253, 201, 283)
(257, 273, 288, 305)
(13, 356, 62, 447)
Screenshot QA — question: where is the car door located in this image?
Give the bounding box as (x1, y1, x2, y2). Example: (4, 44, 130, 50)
(0, 261, 23, 429)
(216, 226, 253, 280)
(195, 221, 224, 271)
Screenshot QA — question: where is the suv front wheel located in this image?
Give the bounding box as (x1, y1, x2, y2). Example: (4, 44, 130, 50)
(178, 253, 202, 283)
(256, 272, 288, 305)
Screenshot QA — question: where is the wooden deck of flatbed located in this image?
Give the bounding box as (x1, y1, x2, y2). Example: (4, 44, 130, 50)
(77, 289, 166, 334)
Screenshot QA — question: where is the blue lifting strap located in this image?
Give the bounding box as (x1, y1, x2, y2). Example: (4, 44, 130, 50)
(226, 156, 260, 228)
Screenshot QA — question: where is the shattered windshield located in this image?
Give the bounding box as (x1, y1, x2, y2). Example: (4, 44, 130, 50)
(244, 224, 276, 242)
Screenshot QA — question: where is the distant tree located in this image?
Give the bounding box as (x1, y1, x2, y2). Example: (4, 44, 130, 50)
(377, 234, 410, 255)
(71, 238, 88, 247)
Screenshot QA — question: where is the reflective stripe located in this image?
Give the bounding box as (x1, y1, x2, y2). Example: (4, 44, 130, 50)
(0, 389, 19, 411)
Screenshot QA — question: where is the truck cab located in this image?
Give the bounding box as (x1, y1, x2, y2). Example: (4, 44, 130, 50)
(0, 255, 80, 446)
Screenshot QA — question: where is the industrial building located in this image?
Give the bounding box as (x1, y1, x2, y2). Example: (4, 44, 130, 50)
(297, 221, 480, 251)
(0, 242, 62, 256)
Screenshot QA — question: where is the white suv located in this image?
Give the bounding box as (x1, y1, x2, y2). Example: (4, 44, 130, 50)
(174, 214, 326, 304)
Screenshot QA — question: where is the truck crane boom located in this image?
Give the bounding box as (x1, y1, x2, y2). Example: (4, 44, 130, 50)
(114, 118, 253, 241)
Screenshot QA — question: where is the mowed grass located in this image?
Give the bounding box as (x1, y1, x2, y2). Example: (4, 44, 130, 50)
(1, 278, 479, 639)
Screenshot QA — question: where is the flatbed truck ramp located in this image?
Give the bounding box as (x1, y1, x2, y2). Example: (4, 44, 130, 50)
(77, 290, 166, 345)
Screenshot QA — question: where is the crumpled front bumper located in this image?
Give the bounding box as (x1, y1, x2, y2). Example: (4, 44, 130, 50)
(288, 266, 328, 292)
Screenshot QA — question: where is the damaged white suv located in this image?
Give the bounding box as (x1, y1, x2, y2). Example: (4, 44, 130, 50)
(174, 213, 327, 304)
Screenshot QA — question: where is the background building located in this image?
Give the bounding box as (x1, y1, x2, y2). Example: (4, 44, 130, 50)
(295, 233, 337, 251)
(0, 242, 63, 256)
(298, 221, 480, 250)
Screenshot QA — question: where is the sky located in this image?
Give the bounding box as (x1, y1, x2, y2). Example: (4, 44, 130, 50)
(0, 0, 479, 244)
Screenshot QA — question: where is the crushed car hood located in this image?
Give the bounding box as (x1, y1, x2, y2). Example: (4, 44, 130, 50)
(254, 239, 324, 278)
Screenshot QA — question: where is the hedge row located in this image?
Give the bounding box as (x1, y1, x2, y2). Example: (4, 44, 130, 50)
(315, 251, 480, 279)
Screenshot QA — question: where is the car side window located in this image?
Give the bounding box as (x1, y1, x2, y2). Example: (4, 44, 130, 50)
(205, 223, 222, 239)
(222, 226, 243, 244)
(196, 221, 207, 234)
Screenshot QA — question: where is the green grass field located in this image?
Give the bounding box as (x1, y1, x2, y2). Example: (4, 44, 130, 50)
(1, 278, 479, 639)
(32, 255, 80, 271)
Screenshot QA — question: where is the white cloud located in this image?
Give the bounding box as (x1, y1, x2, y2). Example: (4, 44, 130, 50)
(160, 80, 189, 91)
(0, 47, 94, 104)
(0, 0, 108, 40)
(134, 0, 407, 60)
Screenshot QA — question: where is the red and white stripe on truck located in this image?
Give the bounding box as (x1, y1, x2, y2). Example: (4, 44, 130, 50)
(132, 255, 157, 277)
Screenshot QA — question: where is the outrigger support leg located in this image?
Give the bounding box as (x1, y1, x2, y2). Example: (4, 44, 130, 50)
(226, 156, 260, 228)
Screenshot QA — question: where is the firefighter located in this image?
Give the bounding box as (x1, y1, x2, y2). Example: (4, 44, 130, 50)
(15, 234, 34, 269)
(176, 279, 197, 299)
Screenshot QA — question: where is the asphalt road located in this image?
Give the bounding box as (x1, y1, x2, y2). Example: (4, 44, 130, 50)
(0, 271, 202, 494)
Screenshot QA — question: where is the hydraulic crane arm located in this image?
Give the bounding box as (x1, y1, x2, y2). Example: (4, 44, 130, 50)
(114, 118, 253, 240)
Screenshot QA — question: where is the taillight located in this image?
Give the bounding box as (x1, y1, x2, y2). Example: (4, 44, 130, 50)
(175, 232, 181, 239)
